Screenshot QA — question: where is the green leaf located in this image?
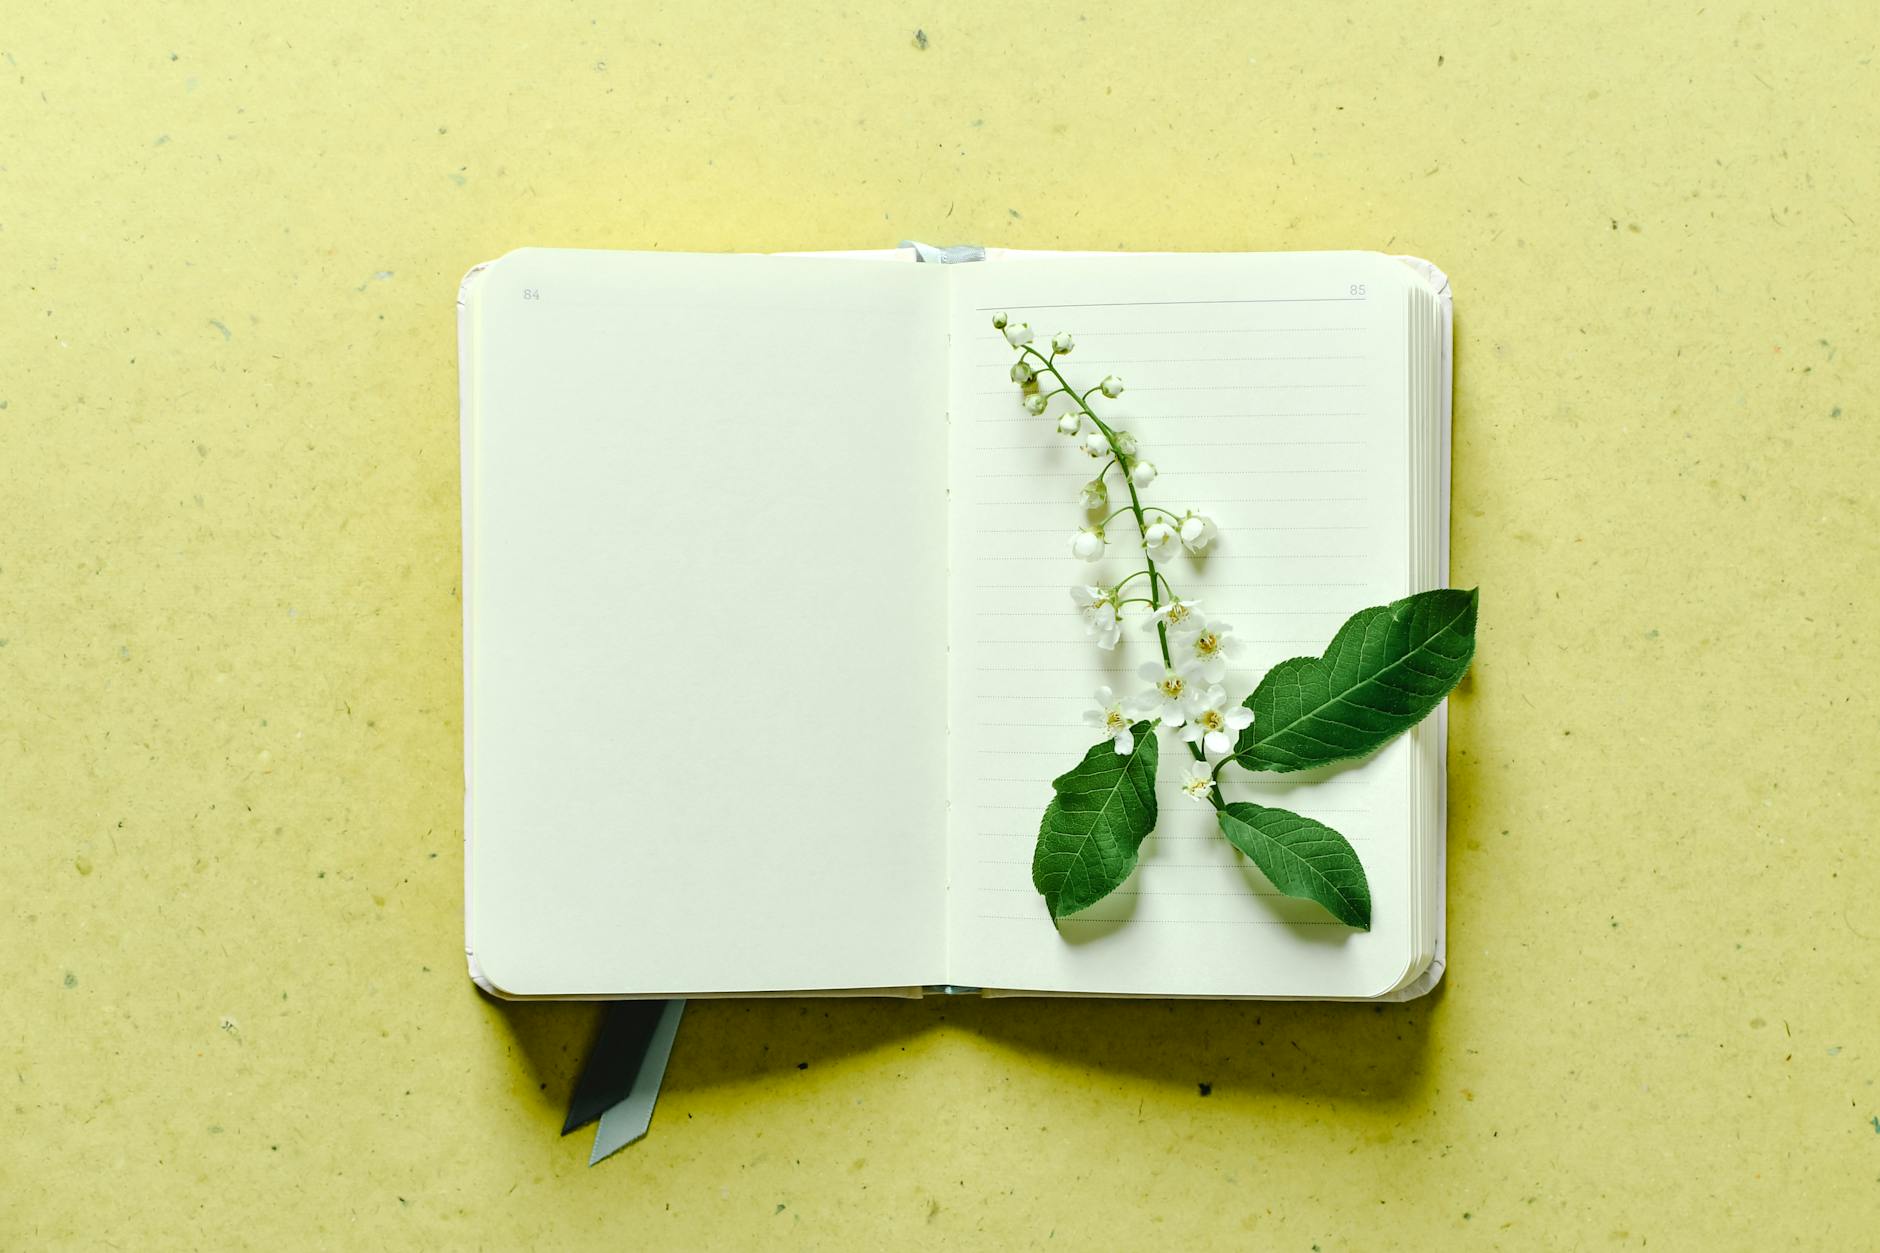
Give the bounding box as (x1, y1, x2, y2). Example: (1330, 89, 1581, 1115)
(1031, 723, 1159, 920)
(1233, 587, 1478, 773)
(1216, 802, 1371, 929)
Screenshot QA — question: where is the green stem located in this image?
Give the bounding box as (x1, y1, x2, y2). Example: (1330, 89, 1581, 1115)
(1112, 569, 1154, 594)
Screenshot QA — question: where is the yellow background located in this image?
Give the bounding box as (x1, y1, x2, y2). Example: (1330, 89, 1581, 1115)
(6, 2, 1877, 1247)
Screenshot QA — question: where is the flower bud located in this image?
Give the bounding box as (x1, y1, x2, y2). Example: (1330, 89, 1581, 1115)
(1178, 511, 1219, 553)
(1052, 331, 1075, 354)
(1010, 361, 1035, 385)
(1057, 412, 1082, 436)
(1142, 520, 1179, 561)
(1071, 527, 1107, 561)
(992, 312, 1009, 330)
(1024, 393, 1048, 415)
(1131, 460, 1158, 487)
(1099, 375, 1125, 398)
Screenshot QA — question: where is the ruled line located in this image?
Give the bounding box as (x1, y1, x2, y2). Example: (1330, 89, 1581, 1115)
(975, 525, 1365, 534)
(971, 638, 1334, 647)
(975, 411, 1365, 422)
(989, 441, 1364, 451)
(972, 915, 1351, 926)
(956, 497, 1367, 506)
(977, 858, 1323, 870)
(973, 354, 1370, 367)
(974, 298, 1368, 310)
(970, 582, 1368, 590)
(983, 327, 1365, 337)
(973, 467, 1361, 478)
(977, 886, 1291, 898)
(972, 383, 1364, 396)
(973, 554, 1368, 562)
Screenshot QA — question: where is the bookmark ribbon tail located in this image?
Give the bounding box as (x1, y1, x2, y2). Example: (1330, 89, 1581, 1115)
(901, 239, 985, 264)
(562, 1000, 663, 1134)
(563, 999, 686, 1164)
(588, 1000, 685, 1164)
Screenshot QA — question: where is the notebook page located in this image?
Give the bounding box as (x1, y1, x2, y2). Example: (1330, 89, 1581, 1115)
(464, 249, 949, 995)
(944, 252, 1422, 997)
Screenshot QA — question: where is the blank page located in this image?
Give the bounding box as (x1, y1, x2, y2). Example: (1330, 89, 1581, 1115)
(943, 252, 1426, 997)
(463, 249, 949, 996)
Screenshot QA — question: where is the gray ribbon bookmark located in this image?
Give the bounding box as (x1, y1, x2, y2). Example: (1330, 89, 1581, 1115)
(564, 999, 685, 1165)
(902, 239, 985, 264)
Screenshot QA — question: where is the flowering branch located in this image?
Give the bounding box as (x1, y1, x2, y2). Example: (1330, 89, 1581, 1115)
(994, 315, 1236, 804)
(1002, 312, 1480, 931)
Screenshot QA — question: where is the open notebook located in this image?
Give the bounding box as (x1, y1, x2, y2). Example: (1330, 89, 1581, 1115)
(458, 245, 1453, 1001)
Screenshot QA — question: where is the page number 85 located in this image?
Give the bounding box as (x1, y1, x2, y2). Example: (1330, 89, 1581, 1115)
(1348, 283, 1366, 297)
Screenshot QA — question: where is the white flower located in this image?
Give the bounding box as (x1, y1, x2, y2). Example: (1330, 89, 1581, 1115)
(1083, 685, 1135, 754)
(1180, 686, 1253, 758)
(1130, 460, 1158, 488)
(1052, 331, 1075, 354)
(1003, 321, 1033, 348)
(1150, 597, 1204, 637)
(1024, 393, 1048, 415)
(1184, 619, 1241, 683)
(1070, 527, 1106, 562)
(1100, 375, 1125, 398)
(1057, 412, 1082, 437)
(1177, 756, 1216, 804)
(1127, 658, 1203, 727)
(991, 312, 1009, 330)
(1078, 477, 1108, 510)
(1083, 431, 1110, 458)
(1070, 585, 1123, 650)
(1010, 360, 1035, 385)
(1142, 520, 1180, 564)
(1178, 511, 1218, 554)
(1113, 430, 1139, 457)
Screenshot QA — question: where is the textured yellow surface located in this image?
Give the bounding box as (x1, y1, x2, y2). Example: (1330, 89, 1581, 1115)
(5, 2, 1878, 1247)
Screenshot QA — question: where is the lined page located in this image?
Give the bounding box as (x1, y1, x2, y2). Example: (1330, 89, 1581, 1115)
(465, 250, 950, 996)
(944, 252, 1423, 997)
